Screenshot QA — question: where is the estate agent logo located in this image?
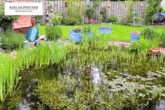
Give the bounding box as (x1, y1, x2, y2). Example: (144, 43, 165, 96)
(5, 3, 43, 15)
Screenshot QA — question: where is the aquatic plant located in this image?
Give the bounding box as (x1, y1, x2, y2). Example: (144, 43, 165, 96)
(0, 53, 20, 102)
(1, 32, 165, 110)
(1, 40, 162, 109)
(0, 42, 67, 102)
(130, 38, 160, 54)
(6, 89, 22, 110)
(151, 86, 163, 100)
(34, 70, 164, 110)
(59, 44, 165, 109)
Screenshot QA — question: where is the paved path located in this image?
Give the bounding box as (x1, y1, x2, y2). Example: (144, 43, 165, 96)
(108, 40, 130, 48)
(160, 47, 165, 56)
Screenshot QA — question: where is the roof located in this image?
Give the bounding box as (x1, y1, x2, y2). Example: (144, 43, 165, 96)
(13, 16, 34, 29)
(12, 1, 34, 29)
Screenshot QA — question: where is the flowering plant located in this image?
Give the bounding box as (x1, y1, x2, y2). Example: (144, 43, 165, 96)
(84, 17, 98, 24)
(83, 17, 98, 33)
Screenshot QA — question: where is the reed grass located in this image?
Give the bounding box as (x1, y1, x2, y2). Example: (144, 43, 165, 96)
(0, 42, 67, 102)
(1, 34, 165, 103)
(0, 53, 20, 102)
(66, 41, 165, 76)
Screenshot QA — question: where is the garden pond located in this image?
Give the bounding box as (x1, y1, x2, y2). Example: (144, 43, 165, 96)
(1, 45, 165, 110)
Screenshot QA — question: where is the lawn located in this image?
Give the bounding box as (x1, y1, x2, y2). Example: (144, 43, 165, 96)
(38, 24, 165, 42)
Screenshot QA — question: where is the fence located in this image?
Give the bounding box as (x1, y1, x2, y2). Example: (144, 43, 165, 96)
(2, 1, 148, 20)
(3, 0, 42, 2)
(44, 1, 148, 20)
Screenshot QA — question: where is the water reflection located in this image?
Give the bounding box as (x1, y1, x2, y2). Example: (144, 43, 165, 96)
(152, 100, 165, 110)
(91, 65, 102, 85)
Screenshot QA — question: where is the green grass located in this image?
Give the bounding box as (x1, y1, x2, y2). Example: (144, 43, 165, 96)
(38, 24, 165, 42)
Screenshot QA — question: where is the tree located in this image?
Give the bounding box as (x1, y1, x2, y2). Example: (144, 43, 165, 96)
(145, 0, 163, 25)
(0, 4, 18, 31)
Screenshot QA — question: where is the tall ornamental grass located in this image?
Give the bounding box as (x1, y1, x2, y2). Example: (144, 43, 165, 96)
(0, 42, 67, 102)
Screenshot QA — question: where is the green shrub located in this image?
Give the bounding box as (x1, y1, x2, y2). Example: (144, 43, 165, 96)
(0, 4, 18, 30)
(62, 17, 78, 25)
(0, 31, 25, 50)
(130, 38, 160, 54)
(159, 30, 165, 47)
(100, 8, 107, 22)
(75, 16, 83, 25)
(34, 16, 42, 24)
(86, 8, 95, 20)
(62, 12, 83, 25)
(109, 15, 118, 23)
(143, 27, 159, 40)
(86, 0, 100, 20)
(145, 0, 162, 25)
(120, 19, 129, 25)
(50, 13, 63, 25)
(45, 26, 62, 41)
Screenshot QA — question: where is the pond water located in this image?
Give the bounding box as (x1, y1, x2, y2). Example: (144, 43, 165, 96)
(1, 47, 165, 110)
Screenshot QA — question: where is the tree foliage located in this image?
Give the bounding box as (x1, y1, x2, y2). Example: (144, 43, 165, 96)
(145, 0, 163, 25)
(0, 4, 18, 30)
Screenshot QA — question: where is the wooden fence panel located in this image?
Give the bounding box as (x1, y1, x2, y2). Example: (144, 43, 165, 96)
(3, 1, 148, 21)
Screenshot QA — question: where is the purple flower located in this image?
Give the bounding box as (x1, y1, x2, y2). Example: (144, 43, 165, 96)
(90, 19, 93, 23)
(84, 17, 89, 22)
(94, 20, 98, 24)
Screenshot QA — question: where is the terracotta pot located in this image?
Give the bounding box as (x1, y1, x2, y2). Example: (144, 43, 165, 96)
(99, 27, 112, 29)
(150, 47, 160, 54)
(131, 31, 141, 34)
(107, 2, 111, 8)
